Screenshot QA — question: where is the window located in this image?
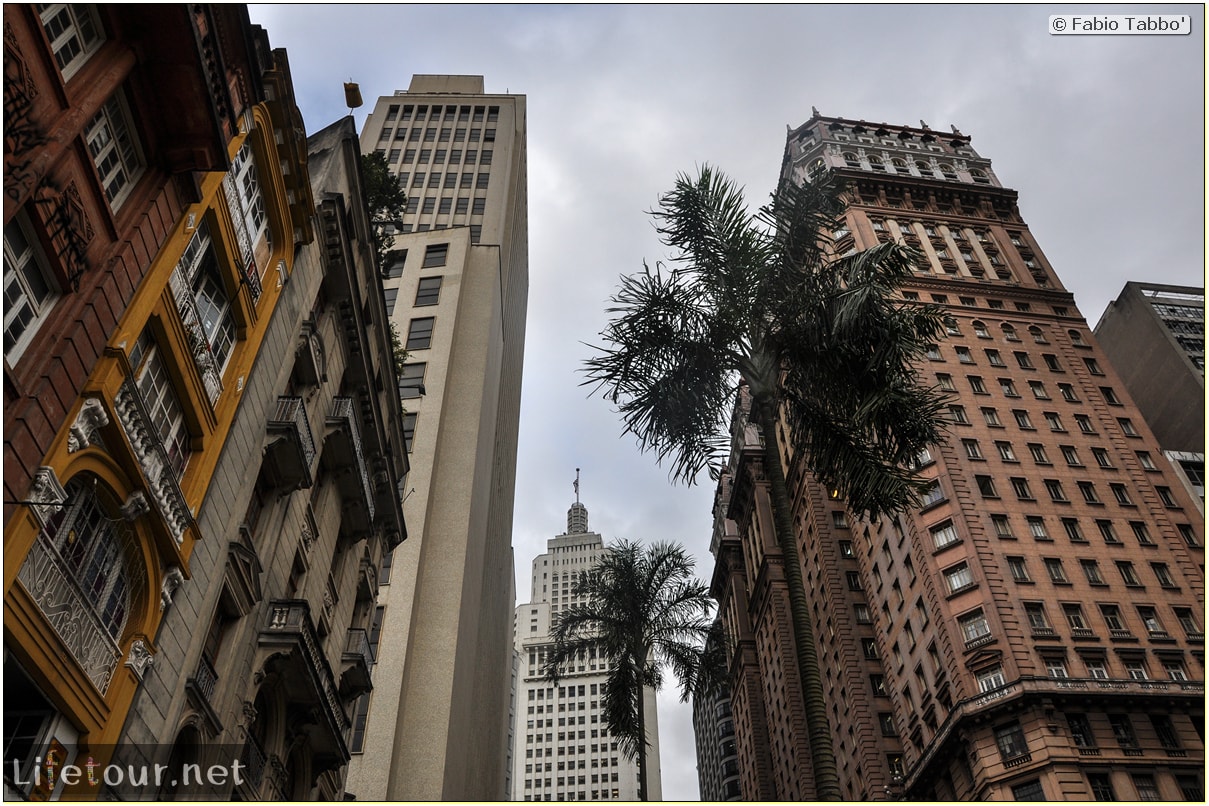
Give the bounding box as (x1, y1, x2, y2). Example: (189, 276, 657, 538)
(1156, 486, 1177, 507)
(1074, 414, 1095, 434)
(984, 348, 1004, 366)
(861, 638, 878, 659)
(963, 439, 984, 460)
(1015, 410, 1036, 429)
(1178, 523, 1199, 546)
(977, 665, 1007, 692)
(1077, 481, 1099, 504)
(1062, 603, 1088, 631)
(944, 562, 973, 594)
(415, 276, 443, 306)
(931, 521, 959, 549)
(1028, 517, 1050, 541)
(1003, 324, 1021, 341)
(1067, 713, 1095, 748)
(1080, 559, 1103, 585)
(936, 373, 956, 391)
(1100, 386, 1122, 405)
(1137, 606, 1166, 636)
(1146, 565, 1175, 589)
(472, 197, 487, 215)
(1007, 555, 1031, 582)
(26, 474, 135, 663)
(1044, 558, 1067, 583)
(406, 317, 435, 350)
(476, 172, 490, 189)
(383, 250, 408, 279)
(973, 320, 990, 338)
(839, 540, 855, 558)
(870, 674, 887, 695)
(878, 712, 897, 736)
(854, 603, 872, 623)
(1109, 484, 1132, 505)
(921, 480, 945, 507)
(1044, 479, 1067, 502)
(1025, 602, 1051, 632)
(1029, 381, 1049, 399)
(846, 571, 863, 591)
(383, 288, 398, 315)
(994, 722, 1028, 761)
(422, 243, 449, 268)
(1014, 351, 1034, 369)
(1116, 417, 1139, 437)
(948, 404, 969, 424)
(956, 346, 974, 363)
(926, 344, 942, 360)
(1028, 444, 1049, 464)
(398, 363, 426, 399)
(85, 91, 144, 209)
(959, 610, 990, 644)
(1163, 659, 1188, 681)
(992, 514, 1013, 539)
(1000, 378, 1019, 397)
(1175, 607, 1202, 637)
(1097, 520, 1120, 544)
(180, 224, 236, 373)
(1087, 773, 1116, 800)
(3, 212, 59, 363)
(1063, 519, 1086, 542)
(1129, 522, 1154, 546)
(976, 475, 998, 498)
(1177, 776, 1203, 801)
(982, 407, 1002, 427)
(129, 331, 191, 477)
(1088, 447, 1112, 468)
(39, 4, 105, 80)
(1135, 451, 1157, 470)
(996, 441, 1017, 461)
(1045, 658, 1068, 678)
(1083, 357, 1104, 375)
(1085, 658, 1109, 679)
(438, 197, 452, 214)
(1010, 477, 1033, 500)
(1059, 445, 1081, 466)
(1115, 561, 1140, 586)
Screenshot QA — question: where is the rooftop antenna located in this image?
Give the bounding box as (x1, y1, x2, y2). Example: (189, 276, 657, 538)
(573, 468, 580, 504)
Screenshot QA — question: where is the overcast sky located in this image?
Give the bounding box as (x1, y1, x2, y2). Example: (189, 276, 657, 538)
(249, 4, 1204, 799)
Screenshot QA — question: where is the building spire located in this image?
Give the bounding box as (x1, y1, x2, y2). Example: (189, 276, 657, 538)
(568, 468, 588, 533)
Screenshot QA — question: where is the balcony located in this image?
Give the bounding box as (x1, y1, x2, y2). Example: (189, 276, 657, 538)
(258, 601, 350, 768)
(357, 555, 378, 602)
(184, 653, 223, 735)
(113, 378, 193, 543)
(340, 627, 374, 698)
(263, 396, 316, 491)
(325, 397, 376, 534)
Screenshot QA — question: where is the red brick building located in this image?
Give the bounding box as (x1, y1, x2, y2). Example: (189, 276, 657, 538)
(711, 113, 1204, 801)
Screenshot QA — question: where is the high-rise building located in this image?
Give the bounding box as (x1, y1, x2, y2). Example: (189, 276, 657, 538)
(1095, 282, 1204, 509)
(345, 75, 528, 800)
(510, 498, 663, 802)
(108, 112, 408, 801)
(3, 6, 317, 798)
(690, 622, 741, 801)
(710, 112, 1205, 801)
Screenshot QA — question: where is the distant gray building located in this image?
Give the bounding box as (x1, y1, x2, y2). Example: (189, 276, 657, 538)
(1096, 282, 1204, 508)
(691, 626, 740, 801)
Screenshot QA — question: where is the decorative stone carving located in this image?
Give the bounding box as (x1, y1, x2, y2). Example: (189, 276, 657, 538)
(160, 566, 185, 611)
(125, 638, 155, 680)
(121, 490, 150, 521)
(27, 466, 67, 528)
(67, 397, 109, 453)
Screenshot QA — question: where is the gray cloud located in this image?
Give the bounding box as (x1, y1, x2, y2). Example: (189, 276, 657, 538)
(250, 4, 1204, 798)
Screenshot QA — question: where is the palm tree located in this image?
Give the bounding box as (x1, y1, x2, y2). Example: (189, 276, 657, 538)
(543, 540, 722, 801)
(582, 166, 950, 799)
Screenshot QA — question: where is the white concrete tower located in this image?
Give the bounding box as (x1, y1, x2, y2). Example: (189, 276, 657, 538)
(510, 488, 663, 802)
(345, 75, 528, 801)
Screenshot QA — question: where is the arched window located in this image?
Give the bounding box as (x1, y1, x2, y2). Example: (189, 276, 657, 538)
(18, 474, 141, 693)
(914, 160, 931, 176)
(970, 169, 991, 185)
(843, 152, 860, 168)
(1029, 326, 1048, 344)
(939, 163, 958, 180)
(1002, 324, 1020, 342)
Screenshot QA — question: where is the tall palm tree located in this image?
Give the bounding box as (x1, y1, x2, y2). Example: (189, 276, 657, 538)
(582, 166, 950, 799)
(543, 540, 721, 801)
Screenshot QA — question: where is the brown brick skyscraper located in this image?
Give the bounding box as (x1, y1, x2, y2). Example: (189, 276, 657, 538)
(710, 112, 1204, 801)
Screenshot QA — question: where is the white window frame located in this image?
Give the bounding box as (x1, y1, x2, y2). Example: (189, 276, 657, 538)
(85, 91, 144, 210)
(4, 211, 59, 364)
(130, 331, 191, 478)
(39, 4, 104, 81)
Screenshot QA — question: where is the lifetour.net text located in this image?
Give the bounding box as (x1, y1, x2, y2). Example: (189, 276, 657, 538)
(7, 744, 252, 800)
